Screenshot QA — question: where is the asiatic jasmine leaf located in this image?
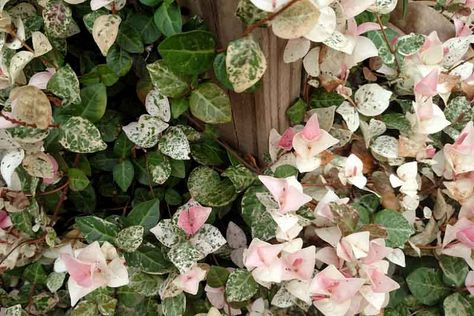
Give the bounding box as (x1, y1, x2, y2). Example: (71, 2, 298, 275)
(189, 82, 232, 124)
(225, 269, 258, 302)
(76, 215, 120, 243)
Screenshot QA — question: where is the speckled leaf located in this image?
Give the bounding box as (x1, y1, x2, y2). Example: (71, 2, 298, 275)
(225, 269, 258, 303)
(46, 272, 66, 293)
(396, 33, 425, 56)
(59, 116, 107, 153)
(189, 82, 232, 124)
(443, 293, 473, 316)
(145, 88, 171, 122)
(47, 64, 81, 106)
(226, 36, 266, 93)
(406, 268, 450, 306)
(32, 31, 52, 57)
(444, 96, 472, 130)
(187, 166, 237, 207)
(162, 293, 185, 316)
(10, 86, 52, 129)
(147, 60, 190, 98)
(168, 241, 202, 273)
(190, 224, 226, 257)
(122, 114, 169, 148)
(355, 84, 392, 116)
(129, 272, 163, 297)
(222, 164, 256, 193)
(158, 126, 190, 160)
(147, 151, 172, 184)
(76, 216, 119, 243)
(241, 186, 277, 241)
(150, 219, 184, 247)
(337, 101, 360, 132)
(22, 152, 54, 178)
(92, 14, 121, 56)
(115, 225, 144, 252)
(1, 148, 24, 188)
(374, 209, 414, 247)
(43, 1, 80, 38)
(371, 135, 399, 159)
(439, 256, 469, 288)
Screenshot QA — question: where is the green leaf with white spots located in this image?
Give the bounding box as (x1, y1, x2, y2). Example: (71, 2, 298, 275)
(396, 33, 425, 56)
(115, 225, 144, 252)
(43, 1, 80, 38)
(375, 209, 414, 247)
(76, 216, 120, 243)
(271, 0, 319, 39)
(443, 293, 474, 316)
(222, 164, 256, 193)
(366, 29, 399, 66)
(71, 301, 97, 316)
(241, 186, 277, 241)
(162, 293, 186, 316)
(158, 30, 216, 74)
(406, 268, 451, 306)
(439, 255, 469, 287)
(3, 304, 23, 316)
(382, 112, 412, 132)
(189, 82, 232, 124)
(188, 166, 237, 207)
(113, 159, 134, 191)
(92, 14, 121, 56)
(147, 60, 190, 98)
(153, 2, 182, 37)
(168, 241, 202, 273)
(47, 64, 81, 106)
(225, 269, 258, 303)
(68, 168, 90, 191)
(122, 114, 169, 148)
(158, 126, 191, 160)
(150, 218, 184, 247)
(146, 152, 172, 184)
(124, 245, 173, 274)
(129, 271, 163, 297)
(46, 272, 66, 293)
(226, 36, 266, 93)
(444, 96, 472, 130)
(190, 224, 226, 256)
(59, 116, 107, 153)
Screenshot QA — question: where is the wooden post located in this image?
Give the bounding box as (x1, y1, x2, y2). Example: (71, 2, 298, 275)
(179, 0, 303, 161)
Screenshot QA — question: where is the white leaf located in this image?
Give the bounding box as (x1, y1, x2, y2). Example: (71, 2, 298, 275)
(6, 17, 24, 50)
(305, 6, 337, 42)
(9, 50, 34, 84)
(283, 38, 310, 63)
(336, 101, 360, 132)
(1, 148, 24, 188)
(249, 0, 289, 12)
(303, 47, 321, 77)
(150, 219, 181, 248)
(308, 106, 336, 131)
(32, 31, 52, 57)
(158, 126, 190, 160)
(354, 83, 392, 116)
(226, 221, 247, 249)
(189, 224, 226, 257)
(92, 14, 121, 56)
(323, 31, 356, 54)
(145, 88, 170, 122)
(371, 135, 398, 159)
(272, 0, 319, 39)
(122, 114, 169, 148)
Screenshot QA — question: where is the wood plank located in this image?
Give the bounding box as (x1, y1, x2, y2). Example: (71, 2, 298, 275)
(179, 0, 302, 161)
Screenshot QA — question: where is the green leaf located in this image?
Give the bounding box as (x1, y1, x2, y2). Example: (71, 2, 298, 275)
(226, 36, 266, 93)
(113, 132, 134, 159)
(190, 138, 226, 166)
(439, 255, 469, 287)
(225, 269, 258, 303)
(444, 96, 473, 130)
(139, 0, 161, 7)
(396, 33, 425, 56)
(286, 98, 306, 125)
(382, 113, 412, 132)
(126, 198, 160, 230)
(366, 29, 399, 66)
(106, 46, 133, 77)
(147, 60, 190, 98)
(71, 301, 98, 316)
(162, 293, 186, 316)
(68, 168, 90, 191)
(76, 216, 120, 243)
(47, 64, 81, 106)
(443, 293, 474, 316)
(146, 151, 172, 184)
(310, 88, 344, 108)
(274, 165, 299, 178)
(374, 209, 414, 247)
(80, 65, 119, 87)
(171, 98, 189, 119)
(46, 272, 66, 293)
(113, 160, 134, 191)
(10, 210, 34, 236)
(158, 30, 216, 74)
(127, 13, 161, 44)
(115, 225, 144, 252)
(170, 159, 186, 178)
(59, 116, 107, 153)
(124, 245, 173, 274)
(188, 166, 237, 207)
(73, 83, 107, 123)
(165, 188, 182, 205)
(23, 262, 48, 284)
(222, 164, 256, 193)
(158, 126, 191, 160)
(213, 53, 233, 89)
(241, 186, 277, 241)
(154, 2, 182, 37)
(189, 82, 232, 124)
(406, 267, 451, 306)
(97, 110, 122, 142)
(129, 272, 163, 297)
(207, 266, 230, 288)
(117, 23, 144, 54)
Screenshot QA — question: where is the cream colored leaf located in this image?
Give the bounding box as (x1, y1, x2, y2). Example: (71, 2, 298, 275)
(32, 31, 52, 57)
(336, 101, 359, 132)
(22, 152, 54, 178)
(303, 47, 320, 77)
(92, 14, 121, 56)
(8, 50, 34, 84)
(272, 0, 320, 39)
(354, 83, 392, 116)
(5, 17, 24, 49)
(283, 38, 310, 63)
(10, 86, 52, 129)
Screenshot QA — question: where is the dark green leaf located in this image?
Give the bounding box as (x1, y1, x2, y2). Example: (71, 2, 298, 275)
(76, 216, 120, 243)
(68, 168, 90, 191)
(113, 160, 134, 192)
(154, 3, 182, 37)
(117, 24, 144, 54)
(126, 198, 161, 230)
(374, 209, 414, 248)
(207, 266, 230, 287)
(124, 245, 173, 274)
(73, 83, 107, 123)
(286, 98, 306, 125)
(213, 53, 233, 89)
(406, 267, 451, 306)
(106, 46, 133, 77)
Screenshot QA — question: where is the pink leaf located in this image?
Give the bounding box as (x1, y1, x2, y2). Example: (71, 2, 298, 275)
(61, 254, 94, 287)
(177, 204, 212, 236)
(302, 113, 321, 141)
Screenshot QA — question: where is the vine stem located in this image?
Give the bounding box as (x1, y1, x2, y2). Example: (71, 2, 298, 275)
(375, 14, 401, 75)
(0, 112, 59, 129)
(242, 0, 303, 36)
(0, 233, 46, 267)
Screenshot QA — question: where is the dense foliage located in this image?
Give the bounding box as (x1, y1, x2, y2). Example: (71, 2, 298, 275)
(1, 0, 474, 315)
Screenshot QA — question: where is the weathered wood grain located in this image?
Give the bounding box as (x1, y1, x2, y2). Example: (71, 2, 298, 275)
(178, 0, 303, 161)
